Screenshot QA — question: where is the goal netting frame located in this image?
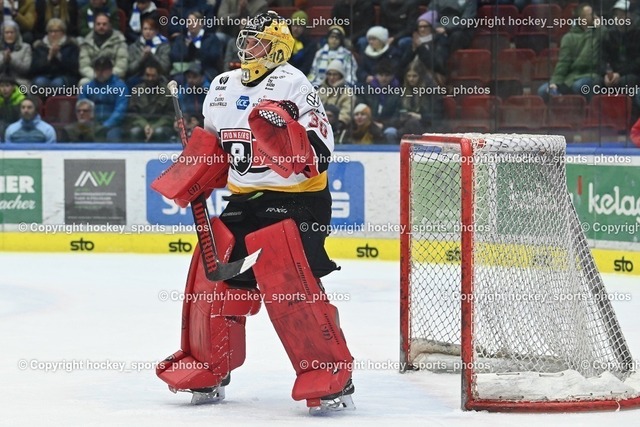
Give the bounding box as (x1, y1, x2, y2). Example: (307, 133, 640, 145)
(399, 133, 640, 412)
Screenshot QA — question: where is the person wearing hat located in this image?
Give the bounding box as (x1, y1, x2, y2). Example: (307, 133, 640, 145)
(357, 25, 401, 84)
(347, 103, 385, 144)
(0, 73, 24, 140)
(308, 25, 358, 87)
(78, 56, 129, 141)
(602, 0, 640, 91)
(317, 59, 354, 134)
(400, 11, 449, 84)
(288, 10, 318, 75)
(4, 97, 56, 143)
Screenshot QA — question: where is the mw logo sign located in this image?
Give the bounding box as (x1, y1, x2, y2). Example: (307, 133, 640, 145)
(74, 171, 116, 187)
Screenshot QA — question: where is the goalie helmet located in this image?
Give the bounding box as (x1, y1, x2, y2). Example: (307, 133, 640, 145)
(236, 11, 295, 85)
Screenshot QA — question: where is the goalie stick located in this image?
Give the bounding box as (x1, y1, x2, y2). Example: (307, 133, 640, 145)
(166, 80, 261, 281)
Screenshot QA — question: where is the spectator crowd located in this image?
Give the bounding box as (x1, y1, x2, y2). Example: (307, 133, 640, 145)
(1, 0, 639, 147)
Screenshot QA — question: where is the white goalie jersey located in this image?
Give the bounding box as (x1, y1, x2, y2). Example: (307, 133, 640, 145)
(203, 63, 334, 195)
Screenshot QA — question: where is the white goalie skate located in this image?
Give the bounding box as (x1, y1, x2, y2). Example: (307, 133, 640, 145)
(168, 375, 230, 405)
(189, 386, 226, 405)
(308, 379, 356, 415)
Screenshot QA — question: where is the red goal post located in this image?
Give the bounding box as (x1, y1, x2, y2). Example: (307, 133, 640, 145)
(399, 133, 640, 412)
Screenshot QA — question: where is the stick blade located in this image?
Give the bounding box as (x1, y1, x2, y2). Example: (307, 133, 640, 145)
(205, 248, 262, 281)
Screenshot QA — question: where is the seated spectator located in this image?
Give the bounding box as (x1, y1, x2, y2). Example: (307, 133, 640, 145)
(325, 104, 346, 144)
(60, 98, 107, 142)
(34, 0, 79, 40)
(170, 11, 222, 81)
(357, 26, 401, 85)
(346, 103, 385, 144)
(317, 60, 354, 134)
(0, 20, 32, 86)
(78, 12, 127, 86)
(127, 16, 170, 85)
(3, 0, 36, 43)
(77, 0, 120, 38)
(380, 0, 420, 53)
(538, 4, 603, 102)
(331, 0, 375, 48)
(30, 18, 80, 90)
(127, 62, 173, 142)
(78, 56, 129, 141)
(395, 60, 444, 136)
(125, 0, 158, 43)
(360, 60, 402, 143)
(4, 97, 56, 143)
(603, 0, 640, 90)
(401, 11, 448, 85)
(288, 11, 317, 76)
(308, 25, 358, 87)
(0, 73, 24, 139)
(429, 0, 476, 54)
(178, 61, 209, 123)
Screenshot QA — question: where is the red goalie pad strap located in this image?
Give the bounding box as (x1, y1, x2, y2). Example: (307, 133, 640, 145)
(245, 219, 353, 400)
(248, 100, 317, 178)
(156, 219, 261, 391)
(151, 127, 229, 208)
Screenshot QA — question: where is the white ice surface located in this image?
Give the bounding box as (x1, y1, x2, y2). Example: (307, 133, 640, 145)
(2, 253, 640, 427)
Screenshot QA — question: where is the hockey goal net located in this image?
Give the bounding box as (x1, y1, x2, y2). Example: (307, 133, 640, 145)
(400, 133, 640, 411)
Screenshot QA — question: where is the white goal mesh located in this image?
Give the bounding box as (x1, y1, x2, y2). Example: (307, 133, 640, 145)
(400, 134, 640, 411)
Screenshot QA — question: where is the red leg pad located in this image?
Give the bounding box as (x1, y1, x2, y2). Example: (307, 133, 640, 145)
(157, 218, 261, 391)
(245, 219, 353, 401)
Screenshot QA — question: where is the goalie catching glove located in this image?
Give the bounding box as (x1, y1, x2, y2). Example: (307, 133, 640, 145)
(248, 99, 319, 178)
(152, 127, 229, 207)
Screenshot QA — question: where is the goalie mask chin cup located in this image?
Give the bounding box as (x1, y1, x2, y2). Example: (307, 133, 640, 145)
(236, 11, 294, 85)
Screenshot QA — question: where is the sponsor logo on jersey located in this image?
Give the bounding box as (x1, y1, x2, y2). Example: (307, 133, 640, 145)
(219, 76, 229, 84)
(306, 91, 320, 108)
(210, 94, 228, 107)
(236, 95, 250, 110)
(265, 77, 276, 91)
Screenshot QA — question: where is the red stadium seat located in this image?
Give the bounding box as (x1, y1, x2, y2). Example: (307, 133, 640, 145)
(547, 95, 586, 128)
(448, 49, 492, 81)
(586, 95, 632, 132)
(487, 78, 524, 99)
(513, 32, 550, 54)
(476, 5, 520, 36)
(470, 32, 511, 52)
(499, 95, 545, 128)
(44, 96, 78, 125)
(496, 48, 536, 85)
(520, 4, 562, 36)
(460, 95, 501, 131)
(305, 6, 333, 38)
